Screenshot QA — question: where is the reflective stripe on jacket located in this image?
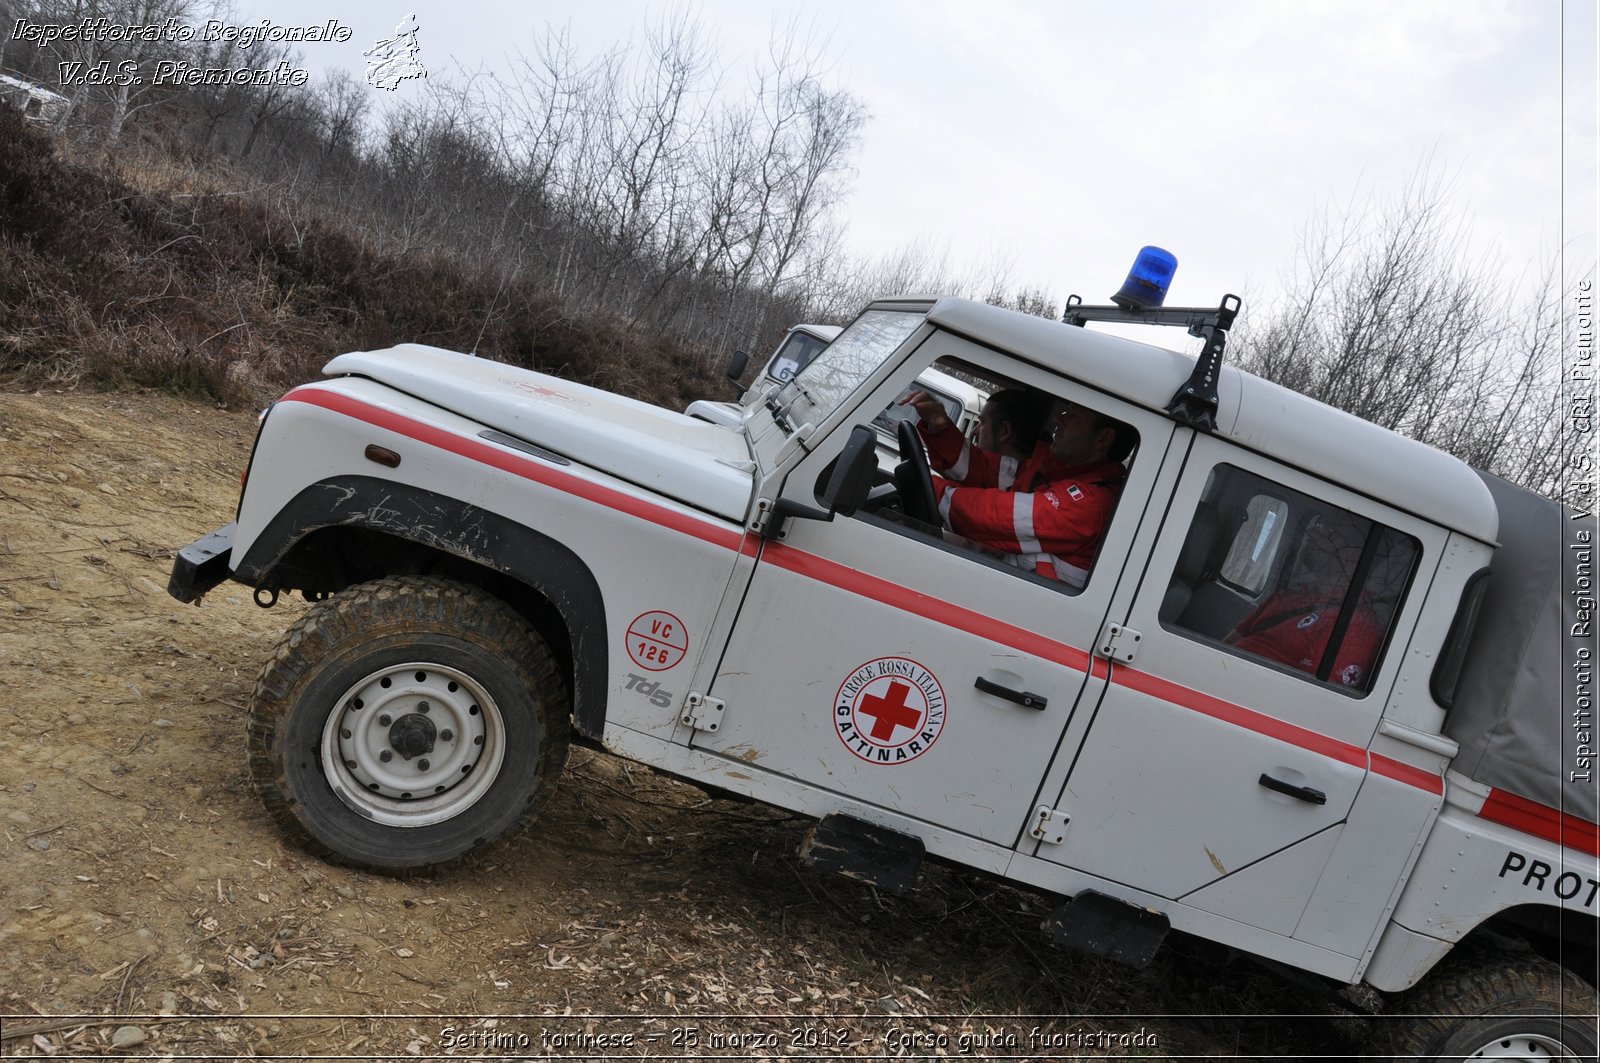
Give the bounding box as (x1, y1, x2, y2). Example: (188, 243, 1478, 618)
(935, 459, 1126, 588)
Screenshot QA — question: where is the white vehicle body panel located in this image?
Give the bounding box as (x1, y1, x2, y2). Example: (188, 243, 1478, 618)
(689, 331, 1169, 842)
(1395, 778, 1600, 936)
(325, 345, 755, 522)
(1033, 431, 1451, 907)
(234, 379, 751, 743)
(0, 74, 69, 122)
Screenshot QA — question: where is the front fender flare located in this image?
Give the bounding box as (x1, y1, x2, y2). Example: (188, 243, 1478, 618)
(234, 475, 608, 738)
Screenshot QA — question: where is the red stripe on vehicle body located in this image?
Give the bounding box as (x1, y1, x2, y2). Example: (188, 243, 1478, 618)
(282, 387, 747, 553)
(761, 541, 1095, 674)
(1111, 664, 1368, 770)
(1369, 753, 1445, 795)
(288, 387, 1455, 798)
(1480, 787, 1600, 858)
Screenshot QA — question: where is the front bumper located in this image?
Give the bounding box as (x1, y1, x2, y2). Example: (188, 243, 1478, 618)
(167, 523, 235, 603)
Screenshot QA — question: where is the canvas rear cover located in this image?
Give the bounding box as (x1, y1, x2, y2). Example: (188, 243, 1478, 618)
(1444, 471, 1597, 823)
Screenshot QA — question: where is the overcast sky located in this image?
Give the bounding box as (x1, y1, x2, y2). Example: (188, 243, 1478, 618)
(236, 0, 1595, 320)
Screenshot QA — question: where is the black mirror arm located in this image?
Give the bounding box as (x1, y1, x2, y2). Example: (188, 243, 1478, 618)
(761, 497, 835, 539)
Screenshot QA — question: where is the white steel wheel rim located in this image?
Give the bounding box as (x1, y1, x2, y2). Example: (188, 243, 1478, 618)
(1469, 1032, 1579, 1059)
(319, 662, 506, 827)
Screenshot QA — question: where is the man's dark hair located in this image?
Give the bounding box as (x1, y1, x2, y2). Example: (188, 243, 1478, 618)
(988, 388, 1052, 449)
(1092, 412, 1138, 463)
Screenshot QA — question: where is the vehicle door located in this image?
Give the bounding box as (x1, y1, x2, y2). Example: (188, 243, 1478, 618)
(1028, 435, 1444, 935)
(686, 334, 1177, 850)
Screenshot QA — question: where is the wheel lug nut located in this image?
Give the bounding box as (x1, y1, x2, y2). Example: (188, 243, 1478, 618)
(418, 759, 430, 771)
(378, 714, 392, 726)
(418, 701, 430, 714)
(440, 729, 454, 742)
(380, 750, 393, 763)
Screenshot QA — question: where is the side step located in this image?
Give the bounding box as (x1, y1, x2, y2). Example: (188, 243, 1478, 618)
(1043, 890, 1170, 969)
(798, 814, 923, 895)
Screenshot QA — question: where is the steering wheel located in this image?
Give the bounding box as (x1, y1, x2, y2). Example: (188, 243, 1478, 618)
(894, 419, 941, 527)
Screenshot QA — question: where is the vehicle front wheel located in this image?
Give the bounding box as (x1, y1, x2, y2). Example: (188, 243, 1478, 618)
(247, 576, 570, 872)
(1370, 951, 1598, 1061)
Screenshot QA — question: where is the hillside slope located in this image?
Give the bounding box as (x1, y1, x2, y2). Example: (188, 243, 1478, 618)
(0, 107, 724, 410)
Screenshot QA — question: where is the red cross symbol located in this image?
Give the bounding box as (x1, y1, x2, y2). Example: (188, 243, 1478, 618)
(858, 681, 922, 741)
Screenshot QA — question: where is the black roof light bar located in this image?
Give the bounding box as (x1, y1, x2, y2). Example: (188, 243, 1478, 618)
(1061, 292, 1243, 432)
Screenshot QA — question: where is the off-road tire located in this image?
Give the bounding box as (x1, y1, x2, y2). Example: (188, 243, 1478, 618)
(247, 576, 570, 872)
(1369, 950, 1598, 1061)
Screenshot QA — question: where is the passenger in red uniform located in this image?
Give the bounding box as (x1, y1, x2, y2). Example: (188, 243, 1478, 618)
(902, 387, 1061, 491)
(1224, 517, 1384, 688)
(927, 399, 1136, 589)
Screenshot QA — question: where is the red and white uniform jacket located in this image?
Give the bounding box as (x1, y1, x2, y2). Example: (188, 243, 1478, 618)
(1230, 590, 1384, 688)
(932, 458, 1127, 589)
(918, 423, 1067, 492)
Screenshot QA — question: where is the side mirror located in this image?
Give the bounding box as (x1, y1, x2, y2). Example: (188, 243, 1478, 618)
(820, 424, 879, 518)
(763, 425, 878, 538)
(725, 350, 750, 397)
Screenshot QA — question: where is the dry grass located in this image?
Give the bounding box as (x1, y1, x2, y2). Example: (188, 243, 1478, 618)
(0, 107, 727, 411)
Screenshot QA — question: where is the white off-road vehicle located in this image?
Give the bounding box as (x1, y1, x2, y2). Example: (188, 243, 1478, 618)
(170, 270, 1598, 1058)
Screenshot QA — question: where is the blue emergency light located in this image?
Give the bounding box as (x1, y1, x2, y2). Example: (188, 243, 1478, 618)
(1111, 246, 1178, 310)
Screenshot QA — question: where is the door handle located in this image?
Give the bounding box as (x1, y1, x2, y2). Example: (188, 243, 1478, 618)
(1258, 773, 1327, 805)
(974, 676, 1047, 711)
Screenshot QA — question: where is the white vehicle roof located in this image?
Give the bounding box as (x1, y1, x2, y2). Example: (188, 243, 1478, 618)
(0, 74, 68, 107)
(791, 323, 843, 342)
(924, 298, 1498, 543)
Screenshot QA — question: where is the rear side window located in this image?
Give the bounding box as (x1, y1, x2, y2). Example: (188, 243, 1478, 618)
(1161, 465, 1420, 693)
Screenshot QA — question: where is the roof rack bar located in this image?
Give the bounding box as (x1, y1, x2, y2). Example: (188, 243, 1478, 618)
(1062, 293, 1242, 432)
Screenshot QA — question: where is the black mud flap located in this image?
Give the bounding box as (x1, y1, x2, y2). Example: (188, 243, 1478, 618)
(1044, 890, 1170, 969)
(798, 814, 924, 895)
(167, 523, 236, 603)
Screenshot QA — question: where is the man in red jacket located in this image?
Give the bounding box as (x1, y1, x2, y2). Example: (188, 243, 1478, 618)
(905, 387, 1060, 492)
(905, 390, 1135, 590)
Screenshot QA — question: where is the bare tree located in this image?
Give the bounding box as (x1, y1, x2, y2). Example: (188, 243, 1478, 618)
(0, 0, 21, 72)
(14, 0, 194, 139)
(103, 0, 192, 141)
(236, 40, 304, 158)
(1235, 170, 1578, 501)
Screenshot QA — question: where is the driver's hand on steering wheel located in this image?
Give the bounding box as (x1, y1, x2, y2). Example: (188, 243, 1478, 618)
(898, 390, 951, 433)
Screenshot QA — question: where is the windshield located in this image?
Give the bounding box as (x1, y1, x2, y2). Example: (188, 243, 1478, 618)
(783, 309, 925, 432)
(765, 330, 833, 383)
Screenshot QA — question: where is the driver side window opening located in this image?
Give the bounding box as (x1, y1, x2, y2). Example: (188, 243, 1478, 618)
(1161, 465, 1421, 694)
(824, 355, 1140, 596)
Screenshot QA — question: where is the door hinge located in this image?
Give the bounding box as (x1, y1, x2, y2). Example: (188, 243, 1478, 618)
(680, 691, 726, 734)
(748, 497, 776, 536)
(1030, 806, 1070, 845)
(1095, 622, 1142, 663)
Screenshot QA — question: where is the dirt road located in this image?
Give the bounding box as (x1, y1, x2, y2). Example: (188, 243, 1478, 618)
(0, 389, 1355, 1060)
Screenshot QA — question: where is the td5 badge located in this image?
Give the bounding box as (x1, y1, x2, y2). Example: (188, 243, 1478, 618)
(624, 673, 673, 709)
